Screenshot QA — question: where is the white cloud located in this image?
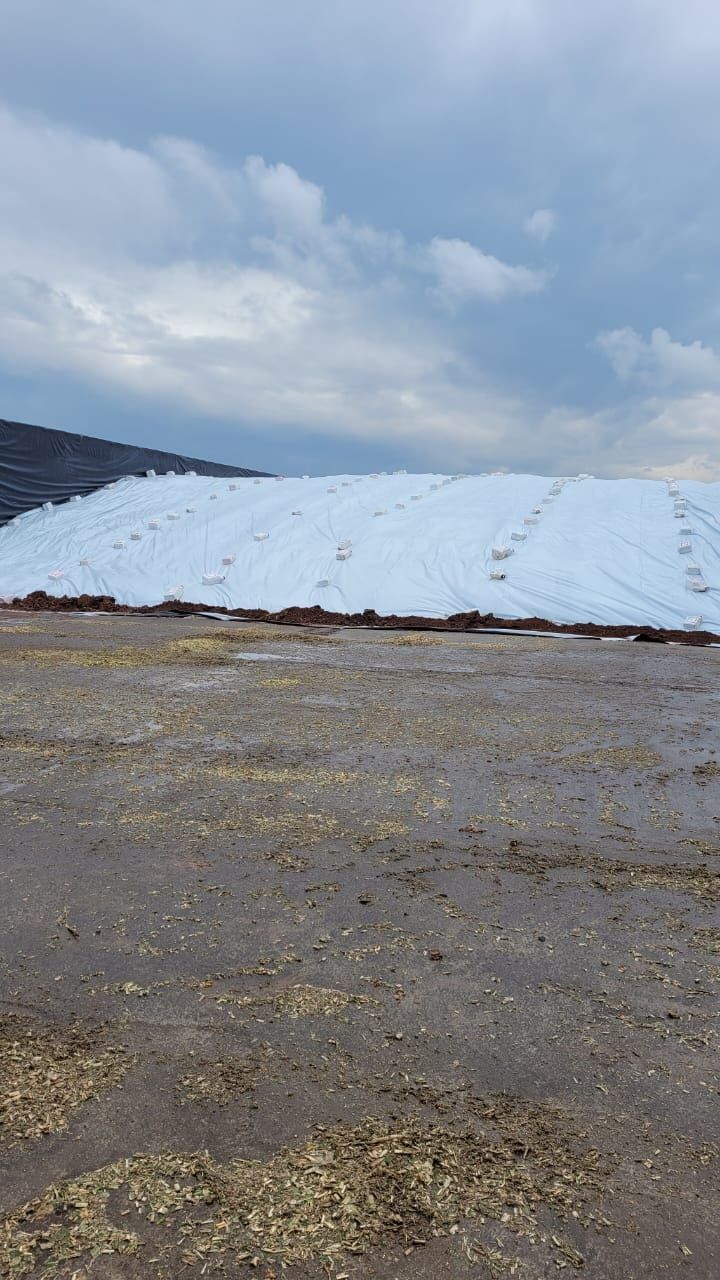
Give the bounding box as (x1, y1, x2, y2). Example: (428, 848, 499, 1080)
(640, 452, 720, 482)
(610, 392, 720, 481)
(425, 237, 549, 302)
(0, 106, 180, 266)
(523, 208, 557, 242)
(0, 103, 553, 464)
(596, 326, 720, 388)
(0, 264, 533, 463)
(244, 155, 325, 245)
(1, 103, 719, 481)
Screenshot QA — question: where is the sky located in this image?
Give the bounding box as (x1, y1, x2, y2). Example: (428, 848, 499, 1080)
(1, 0, 720, 479)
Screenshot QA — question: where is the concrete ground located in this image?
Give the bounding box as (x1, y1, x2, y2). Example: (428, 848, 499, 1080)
(0, 610, 718, 1279)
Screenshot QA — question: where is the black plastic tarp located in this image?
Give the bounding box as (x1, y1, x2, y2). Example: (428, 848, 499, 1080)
(0, 419, 269, 524)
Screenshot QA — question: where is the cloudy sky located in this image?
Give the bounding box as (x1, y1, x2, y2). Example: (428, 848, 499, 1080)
(2, 0, 719, 478)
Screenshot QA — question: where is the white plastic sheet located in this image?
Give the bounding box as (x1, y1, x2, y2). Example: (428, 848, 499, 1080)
(1, 471, 718, 629)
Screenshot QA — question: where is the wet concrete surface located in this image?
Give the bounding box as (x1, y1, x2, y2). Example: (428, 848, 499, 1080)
(0, 611, 718, 1277)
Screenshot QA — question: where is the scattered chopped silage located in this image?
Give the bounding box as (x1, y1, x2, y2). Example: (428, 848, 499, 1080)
(0, 1105, 605, 1277)
(0, 1019, 132, 1145)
